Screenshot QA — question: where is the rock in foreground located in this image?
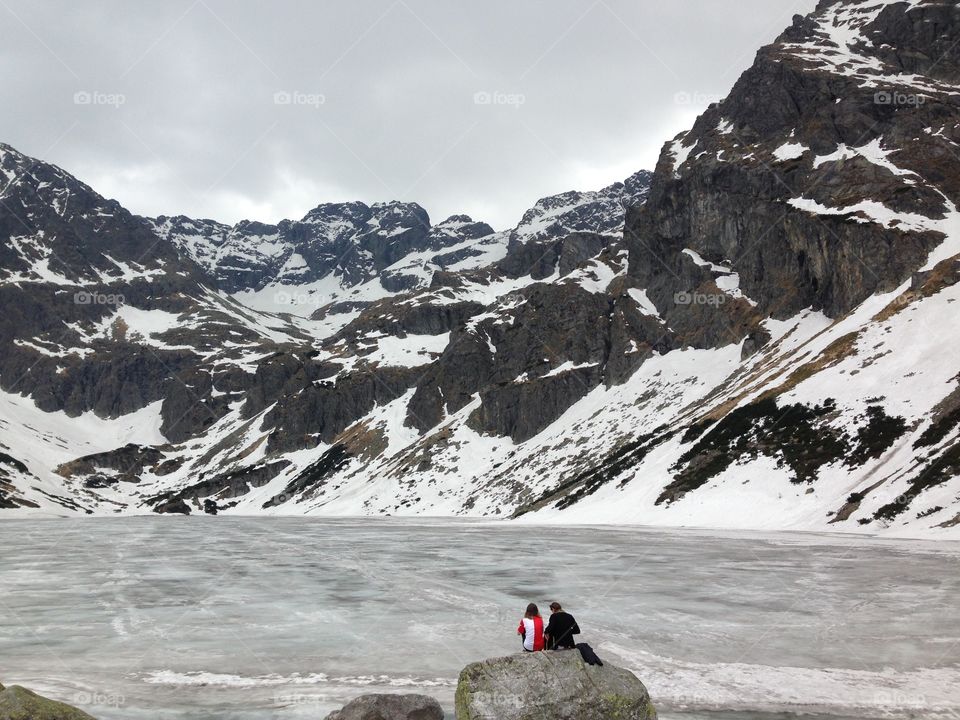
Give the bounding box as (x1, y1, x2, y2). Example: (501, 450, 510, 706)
(0, 684, 97, 720)
(455, 651, 657, 720)
(323, 692, 444, 720)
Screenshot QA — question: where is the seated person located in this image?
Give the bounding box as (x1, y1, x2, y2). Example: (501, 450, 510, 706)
(544, 601, 580, 650)
(517, 603, 545, 652)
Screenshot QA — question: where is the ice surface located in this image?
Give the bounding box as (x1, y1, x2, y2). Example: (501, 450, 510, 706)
(0, 518, 957, 720)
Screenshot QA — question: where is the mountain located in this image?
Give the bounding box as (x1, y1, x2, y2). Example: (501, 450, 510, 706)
(1, 0, 959, 537)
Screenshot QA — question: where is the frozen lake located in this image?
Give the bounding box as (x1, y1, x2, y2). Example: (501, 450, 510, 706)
(0, 517, 958, 720)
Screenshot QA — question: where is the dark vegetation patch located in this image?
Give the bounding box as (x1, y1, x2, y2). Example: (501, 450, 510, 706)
(659, 400, 907, 506)
(0, 454, 39, 509)
(0, 451, 29, 474)
(262, 443, 352, 508)
(848, 405, 907, 465)
(914, 404, 960, 449)
(150, 459, 291, 513)
(874, 440, 960, 521)
(0, 479, 40, 509)
(658, 399, 843, 505)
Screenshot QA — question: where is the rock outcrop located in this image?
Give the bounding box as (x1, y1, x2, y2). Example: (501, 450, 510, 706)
(323, 693, 443, 720)
(455, 651, 657, 720)
(0, 684, 97, 720)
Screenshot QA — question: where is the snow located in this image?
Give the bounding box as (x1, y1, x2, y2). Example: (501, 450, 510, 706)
(682, 248, 731, 273)
(440, 232, 509, 272)
(234, 272, 393, 321)
(779, 280, 960, 421)
(542, 360, 598, 378)
(780, 0, 956, 96)
(669, 134, 697, 177)
(562, 257, 620, 294)
(93, 305, 187, 349)
(919, 194, 960, 271)
(365, 390, 421, 457)
(714, 272, 757, 306)
(681, 249, 757, 305)
(795, 133, 960, 272)
(280, 252, 308, 272)
(13, 338, 93, 359)
(508, 286, 960, 537)
(628, 287, 661, 318)
(788, 195, 954, 236)
(0, 390, 166, 514)
(361, 332, 451, 368)
(814, 138, 918, 180)
(772, 141, 807, 161)
(512, 194, 595, 243)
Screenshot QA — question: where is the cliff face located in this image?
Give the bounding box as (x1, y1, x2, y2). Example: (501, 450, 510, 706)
(628, 0, 960, 324)
(2, 0, 960, 535)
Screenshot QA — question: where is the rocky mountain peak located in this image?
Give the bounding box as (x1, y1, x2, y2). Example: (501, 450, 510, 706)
(510, 170, 652, 247)
(3, 0, 959, 536)
(630, 0, 959, 325)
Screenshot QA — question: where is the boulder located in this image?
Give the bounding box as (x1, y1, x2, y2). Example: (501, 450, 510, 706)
(0, 685, 97, 720)
(455, 651, 657, 720)
(323, 693, 444, 720)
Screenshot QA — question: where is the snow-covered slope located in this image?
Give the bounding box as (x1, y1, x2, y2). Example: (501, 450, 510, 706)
(1, 0, 959, 537)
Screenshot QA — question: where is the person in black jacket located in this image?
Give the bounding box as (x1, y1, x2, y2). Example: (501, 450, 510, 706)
(544, 601, 580, 650)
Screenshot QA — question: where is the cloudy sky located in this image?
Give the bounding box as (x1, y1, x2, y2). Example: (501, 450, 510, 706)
(2, 0, 817, 230)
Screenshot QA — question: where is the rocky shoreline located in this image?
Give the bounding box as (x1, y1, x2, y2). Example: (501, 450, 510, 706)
(1, 651, 657, 719)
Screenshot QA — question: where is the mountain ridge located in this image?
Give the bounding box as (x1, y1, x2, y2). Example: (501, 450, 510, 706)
(1, 0, 959, 536)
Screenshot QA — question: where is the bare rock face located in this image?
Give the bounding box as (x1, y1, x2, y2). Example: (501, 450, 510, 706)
(627, 0, 960, 323)
(455, 652, 657, 720)
(323, 693, 443, 720)
(151, 202, 490, 295)
(0, 685, 97, 720)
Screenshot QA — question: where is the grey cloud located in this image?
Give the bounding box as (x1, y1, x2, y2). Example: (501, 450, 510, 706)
(0, 0, 818, 229)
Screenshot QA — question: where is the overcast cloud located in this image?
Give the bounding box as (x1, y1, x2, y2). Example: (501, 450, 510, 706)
(1, 0, 817, 230)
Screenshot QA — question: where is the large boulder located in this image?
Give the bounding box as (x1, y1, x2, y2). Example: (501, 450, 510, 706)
(0, 685, 97, 720)
(455, 651, 657, 720)
(323, 693, 444, 720)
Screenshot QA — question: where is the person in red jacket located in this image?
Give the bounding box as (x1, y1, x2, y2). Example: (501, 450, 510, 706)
(517, 603, 545, 652)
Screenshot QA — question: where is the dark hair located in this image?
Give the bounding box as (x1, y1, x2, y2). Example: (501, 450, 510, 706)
(549, 602, 562, 611)
(525, 603, 540, 618)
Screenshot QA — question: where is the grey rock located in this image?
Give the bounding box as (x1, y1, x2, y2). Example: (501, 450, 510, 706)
(324, 693, 443, 720)
(455, 651, 657, 720)
(0, 684, 97, 720)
